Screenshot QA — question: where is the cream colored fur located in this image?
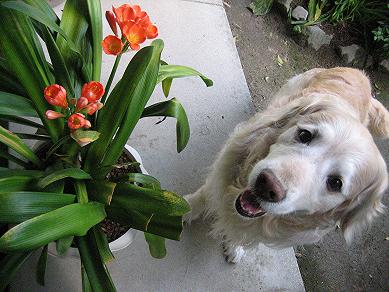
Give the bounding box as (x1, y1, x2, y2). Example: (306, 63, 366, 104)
(184, 67, 389, 263)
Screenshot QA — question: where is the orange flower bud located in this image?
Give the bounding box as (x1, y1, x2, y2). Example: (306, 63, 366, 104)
(44, 84, 68, 109)
(68, 113, 86, 130)
(102, 35, 124, 56)
(76, 97, 89, 112)
(45, 110, 64, 120)
(81, 81, 105, 103)
(106, 11, 118, 36)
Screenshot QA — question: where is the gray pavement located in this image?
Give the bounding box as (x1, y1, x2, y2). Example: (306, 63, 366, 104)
(11, 0, 305, 291)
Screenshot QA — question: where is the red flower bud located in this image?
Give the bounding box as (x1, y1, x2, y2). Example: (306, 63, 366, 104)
(68, 113, 86, 130)
(45, 110, 64, 120)
(76, 97, 89, 111)
(85, 101, 103, 115)
(44, 84, 68, 109)
(81, 81, 105, 103)
(84, 120, 92, 129)
(106, 11, 118, 36)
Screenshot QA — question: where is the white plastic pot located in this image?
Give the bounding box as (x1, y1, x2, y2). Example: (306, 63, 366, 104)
(48, 145, 147, 258)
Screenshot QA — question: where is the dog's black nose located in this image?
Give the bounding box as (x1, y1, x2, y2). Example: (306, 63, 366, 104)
(255, 170, 286, 202)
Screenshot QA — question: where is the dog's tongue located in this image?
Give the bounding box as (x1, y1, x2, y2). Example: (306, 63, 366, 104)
(235, 190, 266, 218)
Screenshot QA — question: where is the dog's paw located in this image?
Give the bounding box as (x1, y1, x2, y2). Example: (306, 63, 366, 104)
(222, 244, 245, 264)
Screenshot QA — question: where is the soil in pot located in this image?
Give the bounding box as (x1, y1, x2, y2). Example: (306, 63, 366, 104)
(100, 151, 141, 243)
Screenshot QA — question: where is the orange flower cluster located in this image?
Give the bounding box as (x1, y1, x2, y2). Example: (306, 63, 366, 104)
(44, 82, 104, 130)
(102, 4, 158, 55)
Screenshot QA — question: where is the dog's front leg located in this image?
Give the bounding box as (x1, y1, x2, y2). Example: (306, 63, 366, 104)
(183, 186, 207, 223)
(222, 240, 245, 264)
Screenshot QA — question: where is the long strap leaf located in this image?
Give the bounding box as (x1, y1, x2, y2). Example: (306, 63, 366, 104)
(141, 98, 190, 152)
(86, 0, 102, 81)
(37, 168, 92, 189)
(0, 202, 106, 252)
(84, 42, 162, 175)
(112, 183, 191, 217)
(0, 126, 42, 168)
(0, 192, 76, 223)
(0, 251, 33, 291)
(78, 232, 116, 292)
(0, 91, 38, 117)
(157, 64, 213, 97)
(0, 6, 63, 141)
(0, 115, 44, 129)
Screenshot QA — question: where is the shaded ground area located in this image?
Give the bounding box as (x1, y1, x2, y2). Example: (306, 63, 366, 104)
(224, 1, 389, 291)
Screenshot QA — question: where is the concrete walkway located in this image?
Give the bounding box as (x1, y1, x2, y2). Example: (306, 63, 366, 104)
(12, 0, 304, 291)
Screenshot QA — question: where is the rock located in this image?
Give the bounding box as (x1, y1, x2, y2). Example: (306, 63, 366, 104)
(274, 0, 293, 15)
(380, 59, 389, 72)
(338, 44, 373, 68)
(292, 6, 308, 20)
(304, 26, 333, 51)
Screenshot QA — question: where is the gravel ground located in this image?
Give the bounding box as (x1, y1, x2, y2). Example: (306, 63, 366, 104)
(223, 0, 389, 291)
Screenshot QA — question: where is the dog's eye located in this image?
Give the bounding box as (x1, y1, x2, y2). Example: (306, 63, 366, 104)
(297, 129, 313, 144)
(326, 176, 343, 192)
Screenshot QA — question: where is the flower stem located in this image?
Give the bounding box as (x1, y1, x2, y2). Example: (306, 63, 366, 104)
(101, 54, 121, 104)
(101, 43, 129, 104)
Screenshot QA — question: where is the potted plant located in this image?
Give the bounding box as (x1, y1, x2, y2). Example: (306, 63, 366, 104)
(0, 0, 212, 291)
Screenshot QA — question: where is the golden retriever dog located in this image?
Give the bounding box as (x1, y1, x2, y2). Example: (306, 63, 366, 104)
(184, 67, 389, 263)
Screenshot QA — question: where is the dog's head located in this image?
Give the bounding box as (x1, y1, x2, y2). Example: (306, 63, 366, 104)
(235, 71, 389, 244)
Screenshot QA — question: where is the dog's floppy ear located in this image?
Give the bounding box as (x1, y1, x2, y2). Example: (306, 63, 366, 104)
(339, 176, 387, 244)
(368, 98, 389, 138)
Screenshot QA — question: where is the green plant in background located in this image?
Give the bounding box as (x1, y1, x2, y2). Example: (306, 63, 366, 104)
(291, 0, 326, 33)
(373, 24, 389, 59)
(249, 0, 274, 16)
(0, 0, 212, 291)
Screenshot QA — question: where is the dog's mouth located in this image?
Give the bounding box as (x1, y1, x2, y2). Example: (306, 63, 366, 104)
(235, 190, 266, 218)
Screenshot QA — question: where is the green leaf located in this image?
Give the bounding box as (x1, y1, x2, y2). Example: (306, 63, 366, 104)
(82, 265, 93, 292)
(0, 126, 42, 167)
(0, 173, 42, 192)
(162, 78, 173, 97)
(157, 64, 213, 97)
(56, 0, 89, 90)
(84, 40, 164, 177)
(37, 168, 92, 189)
(106, 207, 183, 240)
(13, 132, 50, 141)
(0, 7, 63, 141)
(45, 135, 71, 159)
(0, 251, 33, 291)
(86, 0, 103, 81)
(115, 173, 161, 191)
(0, 91, 38, 117)
(144, 233, 167, 259)
(0, 149, 30, 168)
(142, 98, 190, 152)
(36, 245, 48, 286)
(70, 130, 100, 147)
(78, 231, 116, 292)
(248, 0, 274, 16)
(92, 226, 114, 263)
(0, 115, 44, 129)
(0, 202, 106, 252)
(112, 183, 191, 216)
(56, 236, 74, 255)
(0, 191, 76, 223)
(86, 180, 117, 205)
(0, 1, 80, 56)
(40, 26, 74, 96)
